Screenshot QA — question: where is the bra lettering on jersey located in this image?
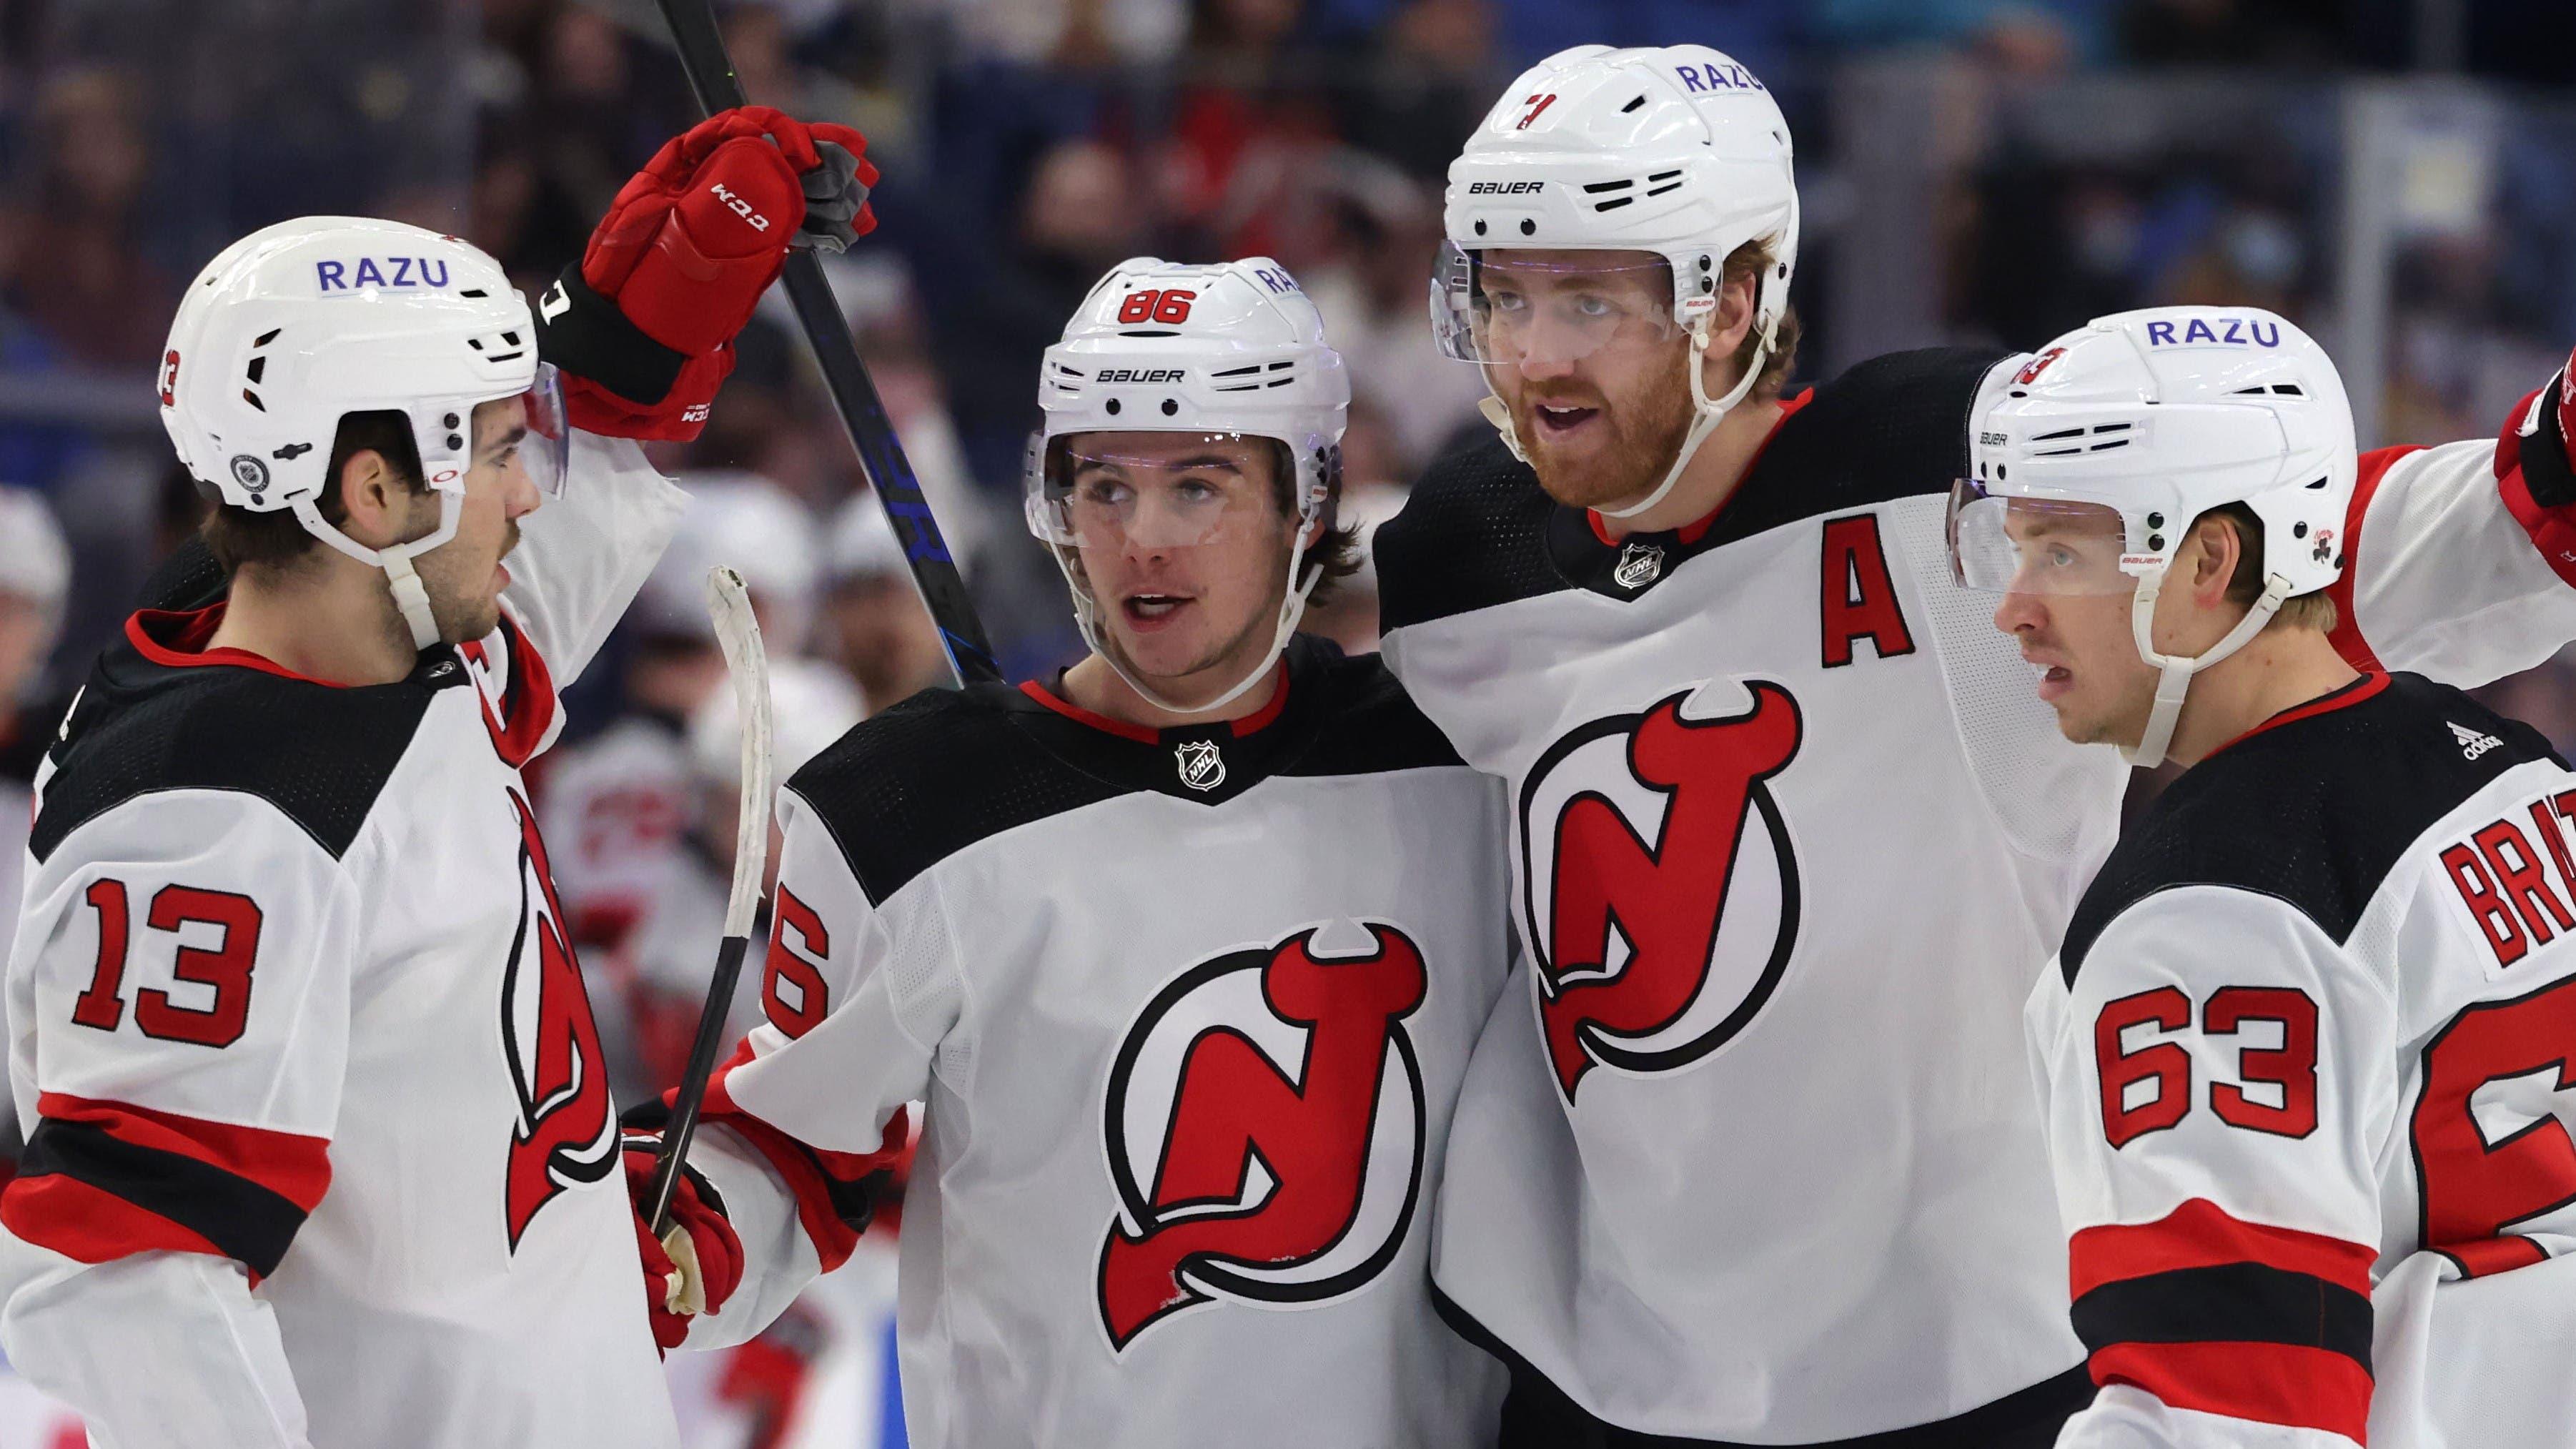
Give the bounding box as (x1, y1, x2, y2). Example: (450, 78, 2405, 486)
(1520, 680, 1803, 1101)
(500, 786, 619, 1249)
(1097, 924, 1429, 1350)
(2439, 788, 2576, 972)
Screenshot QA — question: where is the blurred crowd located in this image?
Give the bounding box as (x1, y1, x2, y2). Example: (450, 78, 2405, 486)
(1, 1, 2575, 1440)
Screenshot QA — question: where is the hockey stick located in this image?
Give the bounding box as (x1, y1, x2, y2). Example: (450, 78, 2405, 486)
(645, 566, 774, 1240)
(651, 0, 1001, 686)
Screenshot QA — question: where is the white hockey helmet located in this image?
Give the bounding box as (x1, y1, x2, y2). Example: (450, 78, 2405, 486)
(1026, 255, 1349, 713)
(1947, 306, 2359, 765)
(160, 217, 569, 648)
(1432, 44, 1798, 518)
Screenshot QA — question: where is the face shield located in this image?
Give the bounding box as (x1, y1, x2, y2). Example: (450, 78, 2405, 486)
(1029, 432, 1287, 555)
(1430, 243, 1689, 370)
(1946, 478, 2142, 597)
(517, 361, 571, 498)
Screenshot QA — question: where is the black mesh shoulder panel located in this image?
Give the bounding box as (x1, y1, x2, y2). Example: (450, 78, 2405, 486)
(1709, 347, 2010, 545)
(1277, 649, 1467, 778)
(2061, 674, 2558, 981)
(1374, 433, 1566, 633)
(31, 659, 442, 864)
(786, 686, 1132, 907)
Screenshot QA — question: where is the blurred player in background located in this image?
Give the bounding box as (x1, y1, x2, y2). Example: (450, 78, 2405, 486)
(1375, 42, 2576, 1446)
(628, 256, 1518, 1446)
(0, 106, 875, 1448)
(0, 487, 70, 1177)
(820, 495, 952, 716)
(1959, 317, 2576, 1448)
(0, 486, 69, 954)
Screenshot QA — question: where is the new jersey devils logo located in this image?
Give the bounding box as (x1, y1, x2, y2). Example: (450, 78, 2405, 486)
(1097, 924, 1429, 1350)
(1522, 679, 1803, 1102)
(500, 787, 618, 1249)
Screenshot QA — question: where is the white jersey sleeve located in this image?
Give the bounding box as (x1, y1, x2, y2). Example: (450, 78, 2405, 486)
(0, 791, 362, 1448)
(2031, 886, 2393, 1449)
(2332, 402, 2576, 686)
(678, 782, 931, 1349)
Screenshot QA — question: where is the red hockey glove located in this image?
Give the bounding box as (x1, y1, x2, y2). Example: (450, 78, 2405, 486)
(535, 106, 878, 441)
(623, 1134, 745, 1353)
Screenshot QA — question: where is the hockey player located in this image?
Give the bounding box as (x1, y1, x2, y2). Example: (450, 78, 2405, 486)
(630, 257, 1516, 1446)
(0, 106, 876, 1448)
(1956, 315, 2576, 1446)
(1373, 42, 2576, 1447)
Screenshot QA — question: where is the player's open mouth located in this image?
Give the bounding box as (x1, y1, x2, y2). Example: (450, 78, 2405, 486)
(2033, 662, 2072, 702)
(1533, 402, 1600, 436)
(1124, 593, 1192, 631)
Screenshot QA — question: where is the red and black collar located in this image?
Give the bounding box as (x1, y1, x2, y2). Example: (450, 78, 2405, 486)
(986, 641, 1323, 805)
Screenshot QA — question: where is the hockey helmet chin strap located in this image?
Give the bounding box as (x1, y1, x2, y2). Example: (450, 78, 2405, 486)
(2124, 565, 2291, 768)
(1055, 520, 1323, 719)
(1479, 316, 1775, 523)
(291, 490, 463, 652)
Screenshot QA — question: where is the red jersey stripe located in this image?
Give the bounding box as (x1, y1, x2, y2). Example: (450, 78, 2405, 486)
(2090, 1339, 2372, 1444)
(33, 1091, 330, 1212)
(2070, 1197, 2376, 1300)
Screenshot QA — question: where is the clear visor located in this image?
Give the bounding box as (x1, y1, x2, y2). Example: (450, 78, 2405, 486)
(1946, 480, 2141, 595)
(520, 361, 570, 498)
(1429, 242, 1688, 367)
(1030, 432, 1283, 552)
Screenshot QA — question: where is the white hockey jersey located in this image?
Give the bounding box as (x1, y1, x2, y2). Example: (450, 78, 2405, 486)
(673, 637, 1515, 1448)
(1370, 346, 2576, 1443)
(0, 432, 687, 1449)
(2032, 671, 2576, 1448)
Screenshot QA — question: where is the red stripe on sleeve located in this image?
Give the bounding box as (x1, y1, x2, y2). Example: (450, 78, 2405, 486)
(1, 1174, 233, 1267)
(2089, 1340, 2372, 1445)
(686, 1043, 906, 1273)
(32, 1092, 330, 1211)
(2324, 445, 2424, 672)
(2070, 1197, 2377, 1300)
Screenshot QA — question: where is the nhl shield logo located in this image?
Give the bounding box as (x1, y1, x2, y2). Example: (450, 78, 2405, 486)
(1613, 540, 1665, 590)
(1174, 739, 1226, 792)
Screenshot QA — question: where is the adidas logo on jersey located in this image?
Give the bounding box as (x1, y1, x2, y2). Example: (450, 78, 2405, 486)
(2451, 721, 2504, 761)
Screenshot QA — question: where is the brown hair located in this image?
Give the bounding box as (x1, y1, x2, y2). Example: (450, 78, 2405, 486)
(2206, 503, 2339, 633)
(1722, 237, 1800, 400)
(1277, 442, 1363, 608)
(202, 412, 425, 574)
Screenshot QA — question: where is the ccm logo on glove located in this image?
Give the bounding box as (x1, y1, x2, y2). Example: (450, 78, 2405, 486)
(708, 182, 771, 233)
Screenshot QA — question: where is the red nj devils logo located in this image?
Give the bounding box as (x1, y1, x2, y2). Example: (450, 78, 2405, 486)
(1097, 924, 1429, 1351)
(1522, 680, 1803, 1102)
(500, 786, 618, 1250)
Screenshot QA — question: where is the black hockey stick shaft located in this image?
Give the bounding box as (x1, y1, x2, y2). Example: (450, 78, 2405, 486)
(651, 0, 1001, 686)
(645, 931, 753, 1236)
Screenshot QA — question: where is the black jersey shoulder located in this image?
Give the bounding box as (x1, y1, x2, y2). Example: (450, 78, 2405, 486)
(30, 625, 454, 866)
(786, 684, 1129, 907)
(787, 641, 1467, 906)
(1374, 348, 2008, 629)
(1374, 432, 1565, 633)
(2061, 674, 2560, 983)
(1271, 645, 1466, 780)
(1705, 346, 2008, 548)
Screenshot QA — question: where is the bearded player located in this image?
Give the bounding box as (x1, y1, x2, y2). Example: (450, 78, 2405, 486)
(628, 257, 1516, 1446)
(0, 109, 873, 1448)
(1374, 42, 2576, 1446)
(1957, 312, 2576, 1447)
